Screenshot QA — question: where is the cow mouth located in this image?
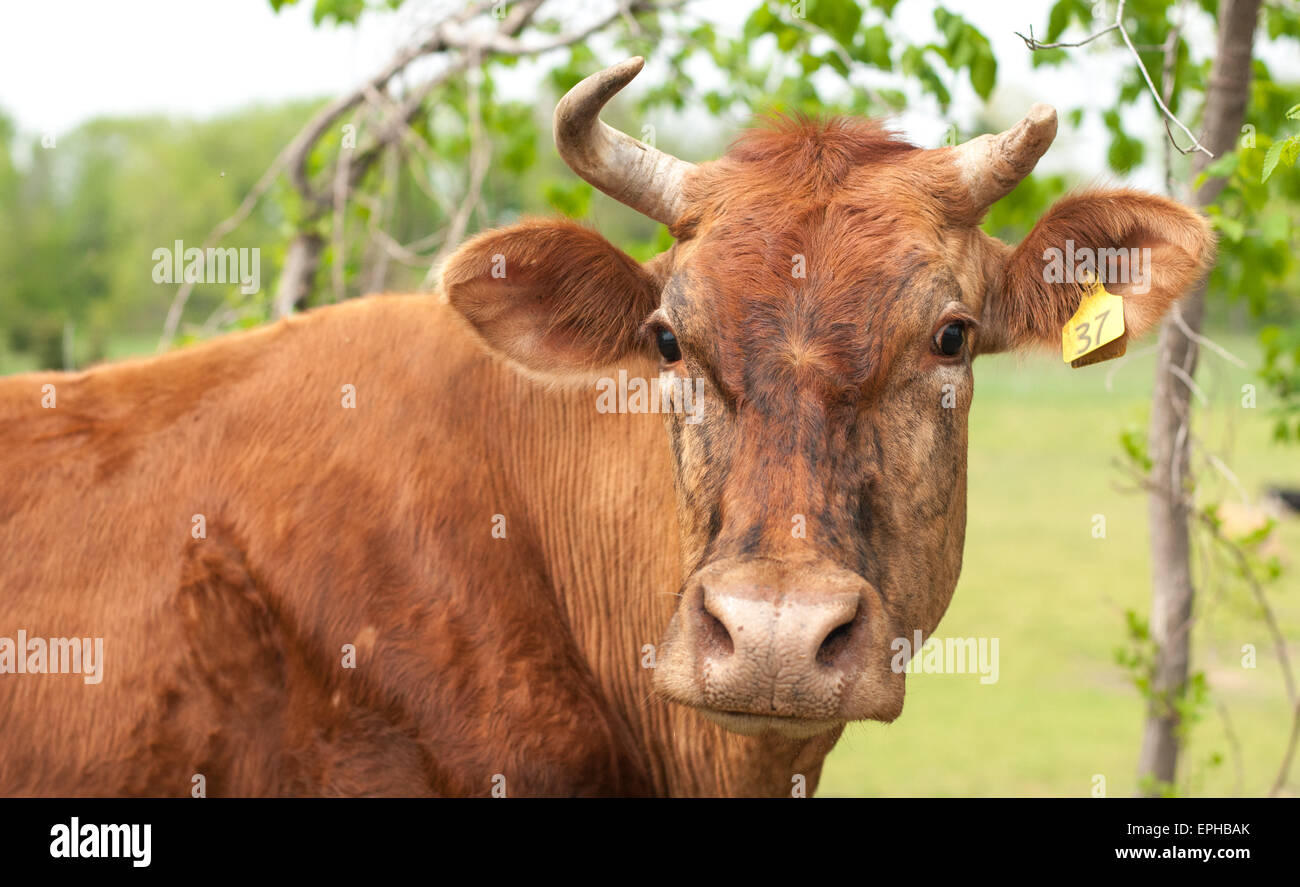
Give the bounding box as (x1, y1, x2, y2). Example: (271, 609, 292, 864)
(696, 708, 845, 740)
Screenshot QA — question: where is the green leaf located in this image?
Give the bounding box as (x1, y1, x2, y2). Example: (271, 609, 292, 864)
(1235, 517, 1277, 548)
(1119, 425, 1152, 472)
(1030, 47, 1068, 68)
(901, 46, 951, 109)
(875, 88, 906, 109)
(1106, 131, 1143, 173)
(1212, 214, 1245, 241)
(970, 49, 996, 99)
(808, 0, 863, 47)
(311, 0, 365, 26)
(822, 50, 850, 77)
(1046, 0, 1073, 42)
(1260, 209, 1290, 243)
(1123, 607, 1150, 642)
(852, 24, 891, 69)
(1204, 149, 1239, 179)
(543, 181, 593, 218)
(934, 8, 963, 44)
(1262, 139, 1285, 182)
(743, 3, 776, 40)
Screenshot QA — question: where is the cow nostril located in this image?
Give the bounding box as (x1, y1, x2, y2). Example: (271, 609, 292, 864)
(816, 614, 858, 667)
(699, 606, 734, 657)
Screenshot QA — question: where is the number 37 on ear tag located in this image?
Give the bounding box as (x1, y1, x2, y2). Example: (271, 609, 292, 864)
(1062, 281, 1126, 368)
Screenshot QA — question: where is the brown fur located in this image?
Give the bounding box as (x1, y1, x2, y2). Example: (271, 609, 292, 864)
(0, 116, 1211, 796)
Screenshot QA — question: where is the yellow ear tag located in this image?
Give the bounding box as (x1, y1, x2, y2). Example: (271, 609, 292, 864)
(1062, 279, 1126, 367)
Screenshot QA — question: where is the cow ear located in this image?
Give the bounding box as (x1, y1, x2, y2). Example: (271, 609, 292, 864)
(980, 189, 1214, 354)
(442, 218, 662, 373)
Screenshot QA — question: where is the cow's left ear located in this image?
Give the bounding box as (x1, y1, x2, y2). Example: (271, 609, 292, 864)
(442, 218, 663, 373)
(979, 189, 1214, 354)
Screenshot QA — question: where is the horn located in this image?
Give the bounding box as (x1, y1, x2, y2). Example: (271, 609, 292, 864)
(553, 57, 696, 227)
(949, 103, 1058, 210)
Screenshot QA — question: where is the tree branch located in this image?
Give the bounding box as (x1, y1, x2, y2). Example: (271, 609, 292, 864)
(1018, 0, 1214, 157)
(157, 0, 681, 345)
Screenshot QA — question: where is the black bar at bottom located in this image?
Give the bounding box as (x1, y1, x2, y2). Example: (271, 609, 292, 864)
(0, 799, 1278, 875)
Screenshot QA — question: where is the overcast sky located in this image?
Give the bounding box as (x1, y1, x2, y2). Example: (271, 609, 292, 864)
(1, 0, 1295, 191)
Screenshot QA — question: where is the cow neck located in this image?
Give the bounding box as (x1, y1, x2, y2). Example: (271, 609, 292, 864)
(493, 353, 842, 796)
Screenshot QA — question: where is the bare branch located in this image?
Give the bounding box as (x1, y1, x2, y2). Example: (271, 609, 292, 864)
(1215, 700, 1246, 796)
(1119, 451, 1299, 796)
(362, 84, 460, 216)
(1274, 699, 1300, 796)
(159, 0, 682, 341)
(1168, 363, 1209, 406)
(156, 146, 291, 351)
(1015, 22, 1118, 50)
(282, 0, 531, 200)
(1196, 443, 1250, 504)
(1103, 342, 1158, 391)
(1159, 1, 1187, 193)
(1170, 305, 1248, 367)
(360, 144, 401, 294)
(343, 0, 662, 201)
(371, 226, 449, 267)
(1194, 508, 1298, 795)
(1114, 1, 1211, 156)
(331, 135, 354, 304)
(1018, 0, 1214, 158)
(423, 51, 491, 289)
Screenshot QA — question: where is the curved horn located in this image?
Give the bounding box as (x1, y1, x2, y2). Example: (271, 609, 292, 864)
(554, 57, 696, 227)
(949, 103, 1058, 210)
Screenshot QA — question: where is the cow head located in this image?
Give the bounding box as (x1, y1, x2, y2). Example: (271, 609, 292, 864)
(444, 58, 1212, 739)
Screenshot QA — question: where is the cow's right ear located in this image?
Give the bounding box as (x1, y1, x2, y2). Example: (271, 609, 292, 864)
(978, 189, 1212, 354)
(442, 218, 662, 373)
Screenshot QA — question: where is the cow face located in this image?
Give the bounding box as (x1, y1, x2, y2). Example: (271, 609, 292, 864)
(445, 59, 1212, 739)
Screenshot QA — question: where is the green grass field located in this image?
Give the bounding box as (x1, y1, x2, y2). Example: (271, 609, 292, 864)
(821, 334, 1300, 797)
(3, 327, 1296, 797)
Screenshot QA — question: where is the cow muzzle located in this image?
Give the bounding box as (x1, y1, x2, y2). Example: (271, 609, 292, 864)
(653, 557, 904, 737)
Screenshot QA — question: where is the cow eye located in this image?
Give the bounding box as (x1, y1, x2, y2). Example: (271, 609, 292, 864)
(656, 328, 682, 363)
(936, 322, 965, 357)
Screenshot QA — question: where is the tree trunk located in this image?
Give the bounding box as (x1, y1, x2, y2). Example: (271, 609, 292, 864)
(1138, 0, 1260, 794)
(273, 231, 324, 319)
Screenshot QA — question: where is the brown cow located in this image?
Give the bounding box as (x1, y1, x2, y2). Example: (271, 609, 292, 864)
(0, 58, 1210, 796)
